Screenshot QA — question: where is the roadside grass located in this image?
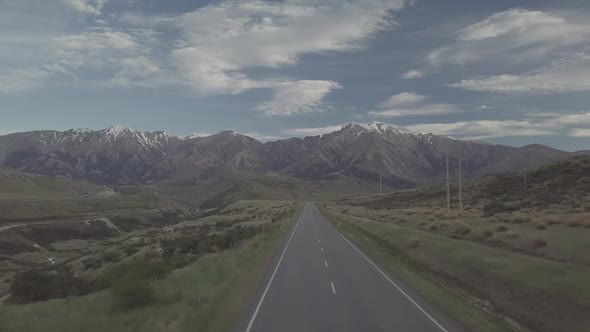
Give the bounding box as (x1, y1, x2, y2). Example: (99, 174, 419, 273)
(338, 205, 590, 267)
(0, 201, 303, 332)
(320, 205, 590, 332)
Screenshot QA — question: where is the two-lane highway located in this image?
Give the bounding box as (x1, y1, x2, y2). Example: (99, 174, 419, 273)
(244, 203, 467, 332)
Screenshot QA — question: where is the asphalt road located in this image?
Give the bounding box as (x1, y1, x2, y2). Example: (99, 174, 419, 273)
(244, 202, 468, 332)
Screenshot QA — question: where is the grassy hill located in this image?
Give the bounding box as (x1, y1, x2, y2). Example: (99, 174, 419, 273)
(321, 155, 590, 332)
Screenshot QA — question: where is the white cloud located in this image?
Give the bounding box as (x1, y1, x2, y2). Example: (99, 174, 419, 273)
(404, 120, 553, 140)
(371, 92, 461, 118)
(0, 68, 51, 93)
(256, 80, 342, 116)
(571, 129, 590, 138)
(54, 29, 138, 51)
(283, 125, 345, 137)
(403, 112, 590, 139)
(451, 54, 590, 93)
(378, 92, 427, 108)
(62, 0, 108, 16)
(169, 0, 409, 96)
(110, 57, 160, 87)
(401, 69, 425, 79)
(429, 9, 590, 65)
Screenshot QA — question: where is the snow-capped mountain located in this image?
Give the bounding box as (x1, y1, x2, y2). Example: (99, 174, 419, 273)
(0, 124, 574, 186)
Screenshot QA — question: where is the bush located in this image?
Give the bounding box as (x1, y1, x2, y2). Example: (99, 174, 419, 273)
(506, 232, 520, 239)
(531, 237, 548, 249)
(406, 237, 420, 249)
(534, 222, 547, 230)
(483, 230, 494, 238)
(111, 279, 154, 310)
(82, 256, 103, 270)
(496, 225, 509, 232)
(9, 269, 98, 303)
(103, 248, 123, 262)
(455, 223, 471, 236)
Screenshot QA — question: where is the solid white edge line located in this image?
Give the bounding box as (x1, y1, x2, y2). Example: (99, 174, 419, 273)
(331, 281, 336, 294)
(244, 206, 304, 332)
(337, 232, 449, 332)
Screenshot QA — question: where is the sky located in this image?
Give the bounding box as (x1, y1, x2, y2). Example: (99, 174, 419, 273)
(1, 0, 589, 151)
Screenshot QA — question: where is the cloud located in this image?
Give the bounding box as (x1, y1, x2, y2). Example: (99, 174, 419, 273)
(401, 69, 425, 79)
(0, 68, 51, 93)
(404, 120, 553, 140)
(428, 9, 590, 66)
(403, 112, 590, 140)
(571, 129, 590, 138)
(378, 92, 427, 108)
(54, 29, 138, 51)
(62, 0, 107, 16)
(370, 92, 461, 117)
(256, 80, 342, 116)
(168, 0, 410, 96)
(451, 53, 590, 93)
(283, 124, 345, 137)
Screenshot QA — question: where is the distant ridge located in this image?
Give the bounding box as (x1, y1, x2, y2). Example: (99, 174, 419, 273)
(0, 124, 579, 186)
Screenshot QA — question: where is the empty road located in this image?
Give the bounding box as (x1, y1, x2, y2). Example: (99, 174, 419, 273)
(244, 203, 467, 332)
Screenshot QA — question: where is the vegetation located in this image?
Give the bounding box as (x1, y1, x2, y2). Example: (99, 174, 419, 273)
(321, 199, 590, 332)
(0, 201, 303, 332)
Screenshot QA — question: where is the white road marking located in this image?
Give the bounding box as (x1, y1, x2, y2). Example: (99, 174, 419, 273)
(331, 282, 336, 294)
(318, 239, 321, 244)
(337, 232, 449, 332)
(321, 247, 324, 252)
(245, 209, 304, 332)
(48, 257, 56, 265)
(324, 260, 328, 268)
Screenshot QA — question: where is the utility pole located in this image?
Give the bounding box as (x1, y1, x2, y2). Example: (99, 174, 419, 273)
(458, 157, 463, 212)
(446, 153, 451, 211)
(379, 171, 382, 196)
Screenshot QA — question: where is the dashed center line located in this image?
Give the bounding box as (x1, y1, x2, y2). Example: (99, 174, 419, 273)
(324, 260, 328, 268)
(330, 282, 336, 294)
(320, 247, 324, 252)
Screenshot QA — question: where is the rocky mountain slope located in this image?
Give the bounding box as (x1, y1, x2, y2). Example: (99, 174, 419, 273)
(0, 123, 577, 187)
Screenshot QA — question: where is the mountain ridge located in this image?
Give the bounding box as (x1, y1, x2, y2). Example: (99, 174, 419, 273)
(0, 124, 580, 187)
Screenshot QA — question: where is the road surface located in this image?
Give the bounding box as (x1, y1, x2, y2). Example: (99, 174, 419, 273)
(243, 202, 467, 332)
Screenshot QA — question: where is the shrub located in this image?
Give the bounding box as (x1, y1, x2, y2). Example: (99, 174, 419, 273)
(103, 249, 123, 262)
(506, 232, 520, 239)
(531, 237, 548, 249)
(9, 270, 97, 303)
(496, 225, 509, 232)
(406, 237, 420, 249)
(123, 245, 140, 256)
(483, 230, 494, 238)
(534, 222, 547, 230)
(82, 256, 103, 270)
(455, 223, 471, 236)
(111, 279, 154, 310)
(567, 220, 583, 227)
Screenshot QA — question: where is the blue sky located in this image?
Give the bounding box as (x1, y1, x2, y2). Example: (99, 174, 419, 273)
(1, 0, 589, 151)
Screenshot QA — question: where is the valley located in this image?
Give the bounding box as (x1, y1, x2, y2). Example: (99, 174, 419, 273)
(0, 127, 587, 332)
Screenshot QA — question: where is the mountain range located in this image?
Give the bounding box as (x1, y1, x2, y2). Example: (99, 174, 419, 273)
(0, 123, 579, 187)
